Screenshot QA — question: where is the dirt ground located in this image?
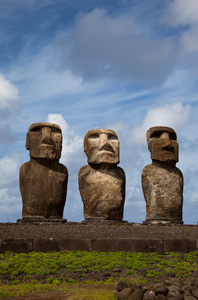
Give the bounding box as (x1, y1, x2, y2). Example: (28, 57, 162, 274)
(3, 292, 71, 300)
(2, 284, 116, 300)
(0, 222, 198, 240)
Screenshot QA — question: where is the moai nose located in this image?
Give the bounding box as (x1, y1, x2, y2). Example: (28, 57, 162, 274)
(100, 134, 109, 148)
(160, 132, 173, 148)
(41, 127, 53, 144)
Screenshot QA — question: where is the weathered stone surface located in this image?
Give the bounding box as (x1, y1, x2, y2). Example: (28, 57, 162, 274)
(142, 126, 183, 223)
(189, 278, 198, 287)
(155, 295, 167, 300)
(79, 129, 125, 220)
(143, 290, 156, 300)
(20, 123, 68, 219)
(1, 239, 33, 253)
(128, 288, 144, 300)
(164, 239, 196, 252)
(33, 238, 61, 252)
(115, 275, 198, 300)
(153, 283, 163, 290)
(184, 296, 197, 300)
(117, 288, 132, 299)
(117, 280, 128, 292)
(192, 289, 198, 298)
(169, 277, 184, 287)
(90, 238, 118, 251)
(155, 286, 169, 296)
(168, 287, 182, 298)
(69, 238, 91, 251)
(168, 284, 183, 294)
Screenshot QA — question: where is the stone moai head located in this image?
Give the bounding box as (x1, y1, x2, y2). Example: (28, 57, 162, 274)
(26, 123, 62, 160)
(84, 128, 119, 164)
(146, 126, 178, 165)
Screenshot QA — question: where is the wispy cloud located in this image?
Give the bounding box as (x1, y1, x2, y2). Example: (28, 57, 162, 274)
(0, 74, 20, 112)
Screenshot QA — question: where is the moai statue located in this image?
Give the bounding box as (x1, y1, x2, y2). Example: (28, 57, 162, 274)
(19, 123, 68, 220)
(79, 129, 125, 221)
(142, 126, 183, 224)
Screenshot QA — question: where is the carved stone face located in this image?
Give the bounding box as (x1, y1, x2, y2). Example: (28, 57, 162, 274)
(26, 123, 62, 159)
(146, 126, 178, 164)
(84, 129, 119, 164)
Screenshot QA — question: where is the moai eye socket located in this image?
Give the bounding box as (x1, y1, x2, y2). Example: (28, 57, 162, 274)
(169, 132, 177, 140)
(88, 133, 99, 139)
(150, 131, 162, 139)
(108, 134, 118, 140)
(30, 126, 41, 132)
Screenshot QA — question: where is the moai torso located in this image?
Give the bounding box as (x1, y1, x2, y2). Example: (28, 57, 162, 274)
(142, 163, 183, 221)
(79, 129, 125, 221)
(79, 164, 125, 220)
(19, 123, 68, 219)
(142, 126, 183, 223)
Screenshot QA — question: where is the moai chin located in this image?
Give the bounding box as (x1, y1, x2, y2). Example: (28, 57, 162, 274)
(19, 123, 68, 220)
(142, 126, 183, 224)
(79, 129, 125, 221)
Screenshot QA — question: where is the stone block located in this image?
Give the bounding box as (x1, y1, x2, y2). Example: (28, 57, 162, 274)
(91, 239, 118, 251)
(33, 238, 60, 252)
(164, 239, 195, 252)
(70, 239, 91, 251)
(117, 239, 132, 252)
(1, 239, 33, 252)
(58, 239, 71, 251)
(131, 239, 164, 253)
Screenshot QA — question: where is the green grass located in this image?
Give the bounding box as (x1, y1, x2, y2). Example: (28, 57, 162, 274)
(0, 250, 197, 298)
(0, 282, 116, 299)
(0, 250, 197, 282)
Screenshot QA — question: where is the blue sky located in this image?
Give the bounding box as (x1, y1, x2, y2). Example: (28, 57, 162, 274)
(0, 0, 198, 224)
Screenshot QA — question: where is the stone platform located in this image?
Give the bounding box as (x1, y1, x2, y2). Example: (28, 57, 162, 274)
(0, 222, 197, 253)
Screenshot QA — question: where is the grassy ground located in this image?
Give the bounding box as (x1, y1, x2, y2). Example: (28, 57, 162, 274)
(0, 250, 197, 298)
(0, 283, 117, 299)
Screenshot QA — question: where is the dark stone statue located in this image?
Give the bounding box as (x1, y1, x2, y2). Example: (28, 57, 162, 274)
(19, 123, 68, 219)
(79, 129, 125, 221)
(142, 126, 183, 224)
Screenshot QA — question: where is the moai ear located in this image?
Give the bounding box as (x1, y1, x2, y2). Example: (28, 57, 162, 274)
(25, 132, 30, 150)
(83, 132, 89, 157)
(146, 129, 152, 152)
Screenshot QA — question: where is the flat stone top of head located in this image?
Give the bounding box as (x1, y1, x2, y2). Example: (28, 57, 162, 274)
(26, 122, 62, 159)
(28, 123, 61, 133)
(84, 128, 119, 164)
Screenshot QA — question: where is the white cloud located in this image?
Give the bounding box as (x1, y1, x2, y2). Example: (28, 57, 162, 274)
(0, 187, 21, 222)
(0, 74, 20, 111)
(180, 27, 198, 55)
(46, 114, 83, 165)
(165, 0, 198, 57)
(133, 102, 192, 145)
(167, 0, 198, 27)
(0, 155, 21, 222)
(0, 155, 20, 188)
